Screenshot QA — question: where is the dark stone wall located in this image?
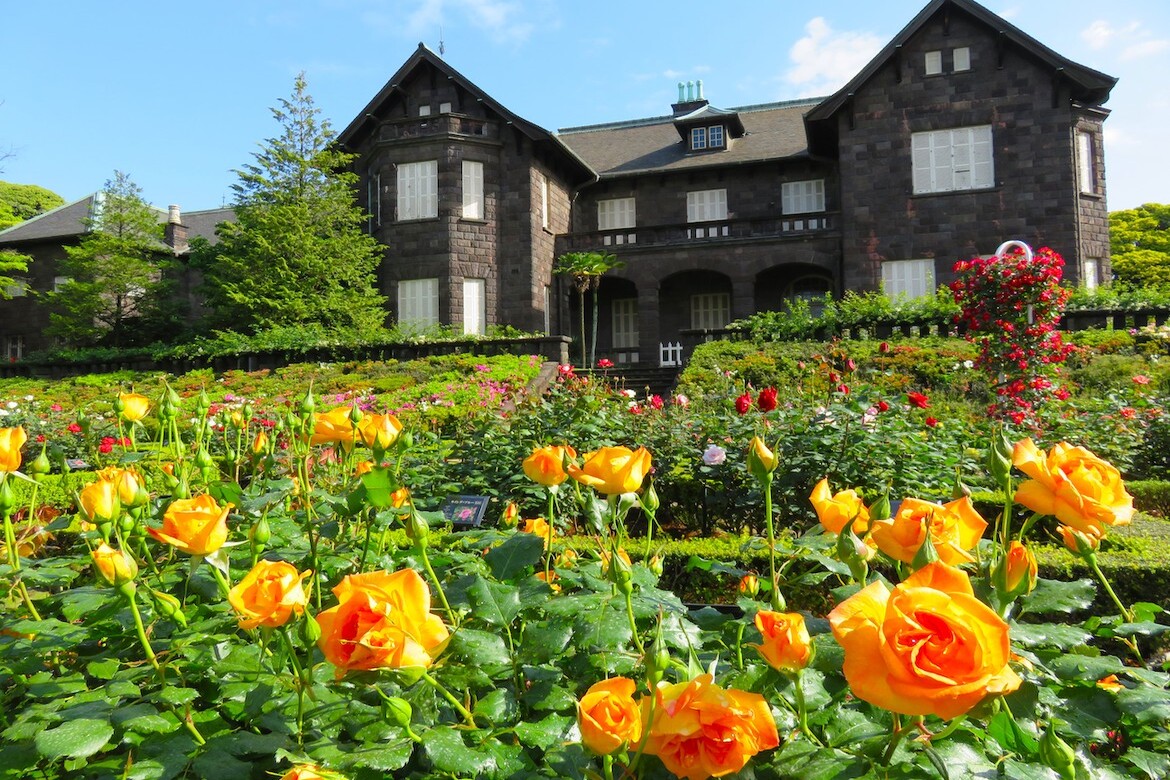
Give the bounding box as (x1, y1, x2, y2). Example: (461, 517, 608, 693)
(835, 9, 1097, 292)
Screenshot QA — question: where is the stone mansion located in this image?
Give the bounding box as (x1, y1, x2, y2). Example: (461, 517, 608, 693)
(0, 0, 1116, 365)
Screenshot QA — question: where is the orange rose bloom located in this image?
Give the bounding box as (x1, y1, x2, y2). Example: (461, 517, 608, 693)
(829, 562, 1020, 719)
(148, 494, 231, 556)
(79, 477, 120, 522)
(278, 766, 346, 780)
(310, 407, 358, 449)
(523, 444, 577, 487)
(809, 478, 870, 534)
(118, 393, 151, 422)
(316, 569, 450, 677)
(357, 413, 403, 450)
(578, 677, 643, 756)
(753, 611, 812, 675)
(996, 540, 1038, 598)
(228, 560, 312, 630)
(642, 674, 779, 780)
(0, 426, 27, 473)
(569, 446, 652, 495)
(92, 542, 138, 586)
(1058, 523, 1103, 555)
(521, 517, 552, 546)
(869, 496, 987, 566)
(1012, 438, 1134, 537)
(252, 430, 269, 455)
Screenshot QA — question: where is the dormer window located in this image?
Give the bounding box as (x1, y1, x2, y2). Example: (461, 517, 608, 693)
(690, 125, 725, 152)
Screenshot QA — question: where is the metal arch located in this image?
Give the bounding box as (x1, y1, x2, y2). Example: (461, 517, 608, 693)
(994, 240, 1034, 261)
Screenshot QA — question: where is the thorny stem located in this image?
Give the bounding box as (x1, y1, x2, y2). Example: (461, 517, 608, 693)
(3, 508, 42, 620)
(422, 670, 476, 728)
(123, 584, 165, 684)
(279, 628, 308, 744)
(763, 477, 780, 610)
(418, 544, 455, 625)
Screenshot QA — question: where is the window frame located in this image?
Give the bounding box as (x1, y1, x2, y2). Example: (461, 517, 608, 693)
(690, 292, 730, 330)
(686, 189, 728, 223)
(690, 126, 707, 151)
(597, 197, 636, 231)
(781, 179, 826, 215)
(911, 125, 994, 195)
(397, 160, 438, 221)
(1077, 131, 1097, 195)
(881, 259, 936, 300)
(924, 50, 943, 76)
(462, 160, 484, 220)
(462, 277, 486, 335)
(707, 125, 725, 148)
(397, 278, 440, 330)
(952, 47, 971, 72)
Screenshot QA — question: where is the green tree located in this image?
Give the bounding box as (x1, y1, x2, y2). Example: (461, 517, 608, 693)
(1110, 203, 1170, 289)
(555, 251, 623, 367)
(0, 248, 29, 298)
(196, 73, 386, 333)
(0, 181, 65, 230)
(44, 171, 175, 347)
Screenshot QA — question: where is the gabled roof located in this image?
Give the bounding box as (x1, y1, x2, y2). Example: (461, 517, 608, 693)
(337, 43, 595, 185)
(806, 0, 1116, 124)
(0, 194, 99, 244)
(557, 99, 820, 179)
(0, 195, 233, 248)
(672, 104, 746, 141)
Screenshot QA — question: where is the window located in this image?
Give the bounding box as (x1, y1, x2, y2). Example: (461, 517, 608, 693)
(463, 278, 486, 335)
(1083, 258, 1100, 291)
(911, 125, 994, 194)
(5, 278, 29, 298)
(687, 189, 727, 222)
(398, 278, 439, 330)
(3, 336, 24, 362)
(462, 160, 484, 219)
(1077, 131, 1097, 194)
(882, 259, 936, 300)
(53, 276, 71, 292)
(782, 179, 826, 214)
(708, 125, 725, 148)
(543, 286, 551, 334)
(953, 47, 971, 72)
(691, 293, 730, 330)
(367, 172, 382, 230)
(924, 50, 943, 75)
(418, 105, 431, 117)
(691, 127, 707, 150)
(612, 298, 638, 350)
(398, 160, 438, 220)
(540, 175, 549, 230)
(597, 198, 635, 231)
(439, 102, 452, 114)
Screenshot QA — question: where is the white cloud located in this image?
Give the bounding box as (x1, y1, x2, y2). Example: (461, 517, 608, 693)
(1122, 38, 1170, 60)
(1081, 20, 1168, 61)
(1082, 20, 1140, 50)
(785, 17, 883, 97)
(383, 0, 534, 46)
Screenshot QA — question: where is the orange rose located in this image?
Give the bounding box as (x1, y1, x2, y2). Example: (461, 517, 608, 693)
(995, 540, 1037, 598)
(278, 766, 347, 780)
(523, 444, 577, 487)
(1012, 438, 1134, 537)
(79, 477, 120, 522)
(92, 542, 138, 586)
(228, 560, 312, 630)
(118, 393, 151, 422)
(738, 574, 760, 597)
(357, 413, 403, 450)
(310, 407, 358, 449)
(753, 611, 812, 675)
(578, 677, 643, 756)
(148, 494, 231, 556)
(316, 569, 449, 677)
(0, 426, 27, 473)
(569, 446, 652, 495)
(1058, 523, 1103, 555)
(810, 478, 870, 534)
(252, 430, 269, 454)
(829, 562, 1020, 719)
(390, 487, 411, 508)
(96, 466, 145, 507)
(869, 496, 987, 566)
(642, 674, 779, 780)
(521, 517, 552, 546)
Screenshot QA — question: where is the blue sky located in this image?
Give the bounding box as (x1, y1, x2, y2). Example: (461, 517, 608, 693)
(2, 0, 1167, 213)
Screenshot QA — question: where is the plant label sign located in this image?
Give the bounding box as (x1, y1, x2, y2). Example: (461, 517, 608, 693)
(441, 495, 490, 529)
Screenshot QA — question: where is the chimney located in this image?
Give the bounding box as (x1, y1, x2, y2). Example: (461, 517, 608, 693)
(164, 204, 189, 254)
(671, 79, 710, 117)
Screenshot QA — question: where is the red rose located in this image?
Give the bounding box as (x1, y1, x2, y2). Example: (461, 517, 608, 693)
(735, 392, 752, 415)
(757, 387, 778, 413)
(907, 392, 930, 409)
(926, 416, 939, 427)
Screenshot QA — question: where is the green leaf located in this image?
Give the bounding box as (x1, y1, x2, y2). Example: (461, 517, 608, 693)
(518, 620, 573, 664)
(1117, 685, 1170, 725)
(59, 586, 116, 623)
(156, 687, 199, 707)
(1113, 621, 1170, 638)
(1047, 653, 1125, 682)
(1010, 621, 1091, 650)
(823, 706, 886, 748)
(360, 467, 395, 508)
(113, 704, 180, 736)
(190, 749, 252, 780)
(484, 533, 545, 581)
(340, 739, 414, 772)
(474, 688, 519, 724)
(451, 629, 512, 670)
(1018, 578, 1096, 616)
(987, 711, 1038, 756)
(1123, 747, 1170, 779)
(514, 713, 575, 752)
(34, 718, 113, 759)
(422, 726, 496, 775)
(468, 574, 521, 626)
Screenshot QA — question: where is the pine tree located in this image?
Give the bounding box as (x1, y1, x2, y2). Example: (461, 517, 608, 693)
(197, 73, 386, 333)
(45, 171, 174, 347)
